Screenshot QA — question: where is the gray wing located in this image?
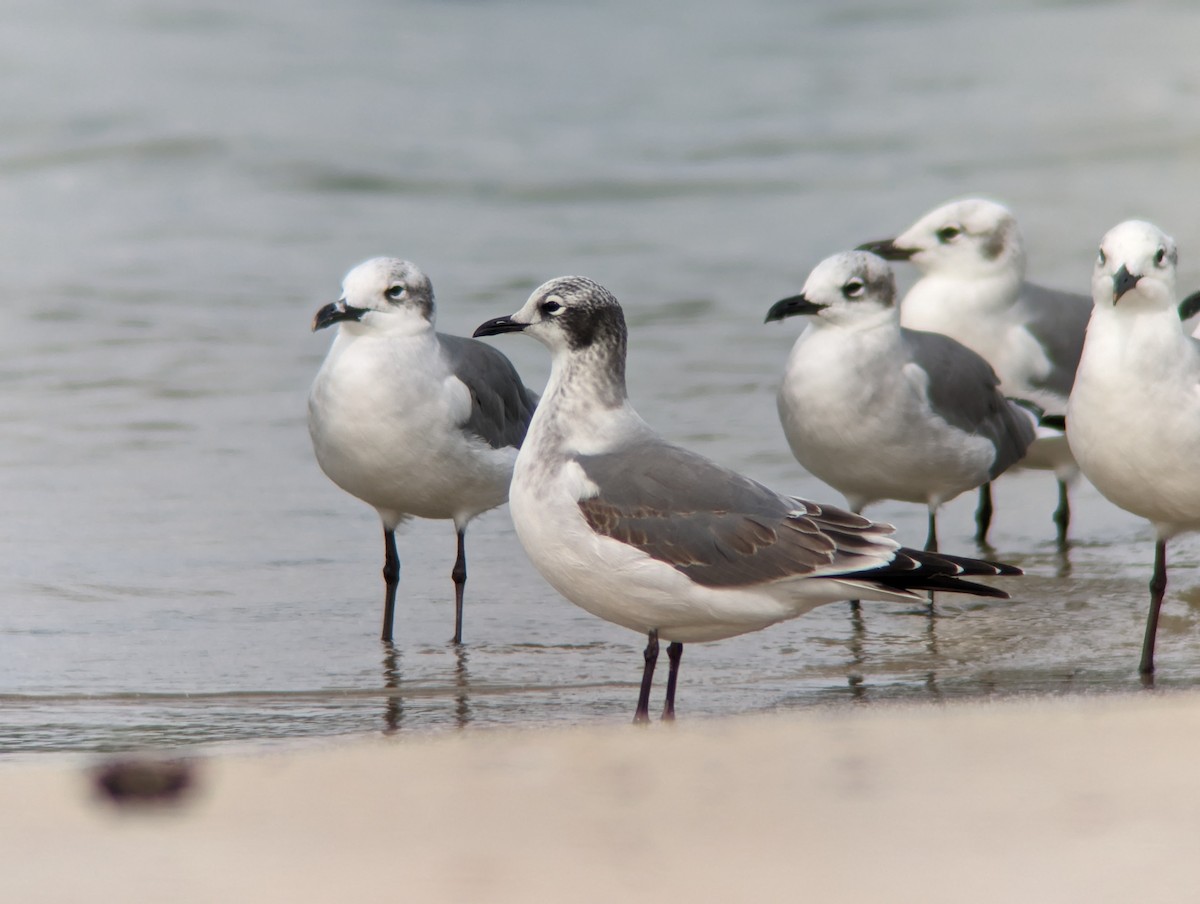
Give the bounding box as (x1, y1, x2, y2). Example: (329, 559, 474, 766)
(575, 440, 902, 589)
(438, 333, 538, 450)
(1019, 281, 1092, 399)
(575, 440, 1017, 596)
(902, 328, 1036, 479)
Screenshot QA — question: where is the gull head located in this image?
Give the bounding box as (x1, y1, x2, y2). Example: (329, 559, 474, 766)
(473, 276, 627, 357)
(312, 258, 435, 334)
(1092, 220, 1177, 310)
(858, 198, 1025, 279)
(766, 251, 896, 328)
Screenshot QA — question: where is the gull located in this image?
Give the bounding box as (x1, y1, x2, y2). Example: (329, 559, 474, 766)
(1067, 220, 1200, 676)
(858, 198, 1090, 546)
(765, 250, 1036, 553)
(309, 257, 538, 644)
(473, 276, 1021, 722)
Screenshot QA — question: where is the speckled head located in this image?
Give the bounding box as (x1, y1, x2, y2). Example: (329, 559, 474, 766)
(475, 276, 627, 354)
(474, 276, 629, 404)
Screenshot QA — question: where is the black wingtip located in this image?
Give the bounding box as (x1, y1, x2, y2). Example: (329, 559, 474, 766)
(837, 546, 1022, 599)
(920, 548, 1023, 577)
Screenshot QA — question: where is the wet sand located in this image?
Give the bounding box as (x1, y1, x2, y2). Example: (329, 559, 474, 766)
(4, 691, 1197, 903)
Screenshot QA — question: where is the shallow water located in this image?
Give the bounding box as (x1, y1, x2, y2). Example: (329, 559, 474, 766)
(4, 0, 1200, 755)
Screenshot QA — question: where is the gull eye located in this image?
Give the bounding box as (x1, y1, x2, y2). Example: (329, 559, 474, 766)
(1097, 248, 1107, 266)
(842, 279, 865, 299)
(385, 285, 405, 301)
(539, 299, 563, 315)
(1154, 247, 1167, 267)
(936, 225, 961, 244)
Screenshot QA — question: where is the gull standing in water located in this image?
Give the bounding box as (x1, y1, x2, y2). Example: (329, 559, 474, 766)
(1067, 221, 1200, 675)
(474, 276, 1021, 722)
(859, 198, 1089, 546)
(766, 250, 1035, 553)
(309, 258, 538, 643)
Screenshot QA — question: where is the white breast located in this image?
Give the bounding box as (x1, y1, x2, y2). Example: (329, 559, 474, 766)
(778, 325, 997, 510)
(1068, 312, 1200, 535)
(309, 331, 515, 526)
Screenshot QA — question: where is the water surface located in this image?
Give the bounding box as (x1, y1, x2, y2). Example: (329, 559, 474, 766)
(4, 0, 1200, 755)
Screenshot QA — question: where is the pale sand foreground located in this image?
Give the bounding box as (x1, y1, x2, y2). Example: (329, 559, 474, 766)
(5, 692, 1199, 903)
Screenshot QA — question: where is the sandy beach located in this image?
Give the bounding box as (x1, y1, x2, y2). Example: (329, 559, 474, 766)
(5, 691, 1198, 903)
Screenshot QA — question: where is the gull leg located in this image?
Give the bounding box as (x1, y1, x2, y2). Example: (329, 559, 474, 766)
(1139, 539, 1168, 676)
(925, 510, 939, 553)
(924, 510, 939, 614)
(974, 483, 994, 547)
(451, 527, 467, 645)
(1054, 479, 1071, 548)
(848, 504, 864, 613)
(634, 630, 659, 725)
(381, 527, 400, 643)
(662, 642, 683, 721)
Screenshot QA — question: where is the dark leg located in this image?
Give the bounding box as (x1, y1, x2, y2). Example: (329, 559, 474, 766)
(924, 511, 939, 613)
(848, 505, 864, 613)
(1139, 539, 1168, 676)
(451, 527, 467, 645)
(924, 510, 939, 553)
(381, 528, 400, 643)
(974, 483, 994, 547)
(662, 642, 683, 721)
(1053, 479, 1071, 548)
(634, 630, 659, 725)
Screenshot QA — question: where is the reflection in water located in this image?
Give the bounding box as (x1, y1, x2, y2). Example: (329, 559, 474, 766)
(379, 642, 472, 733)
(1056, 544, 1073, 580)
(454, 644, 471, 728)
(923, 605, 941, 701)
(382, 642, 402, 734)
(846, 602, 867, 702)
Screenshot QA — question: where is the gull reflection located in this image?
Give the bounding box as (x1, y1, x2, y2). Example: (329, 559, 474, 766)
(382, 641, 402, 734)
(454, 643, 471, 728)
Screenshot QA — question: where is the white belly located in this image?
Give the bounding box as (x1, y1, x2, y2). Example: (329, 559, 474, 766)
(309, 334, 515, 527)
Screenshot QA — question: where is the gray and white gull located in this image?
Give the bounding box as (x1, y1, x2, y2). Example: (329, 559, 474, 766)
(766, 251, 1035, 553)
(1067, 221, 1200, 676)
(859, 198, 1089, 546)
(474, 276, 1021, 722)
(309, 258, 538, 644)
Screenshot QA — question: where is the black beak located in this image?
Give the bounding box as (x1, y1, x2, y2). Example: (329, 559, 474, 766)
(473, 315, 527, 338)
(765, 293, 827, 323)
(856, 238, 915, 261)
(1112, 265, 1141, 304)
(312, 300, 368, 332)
